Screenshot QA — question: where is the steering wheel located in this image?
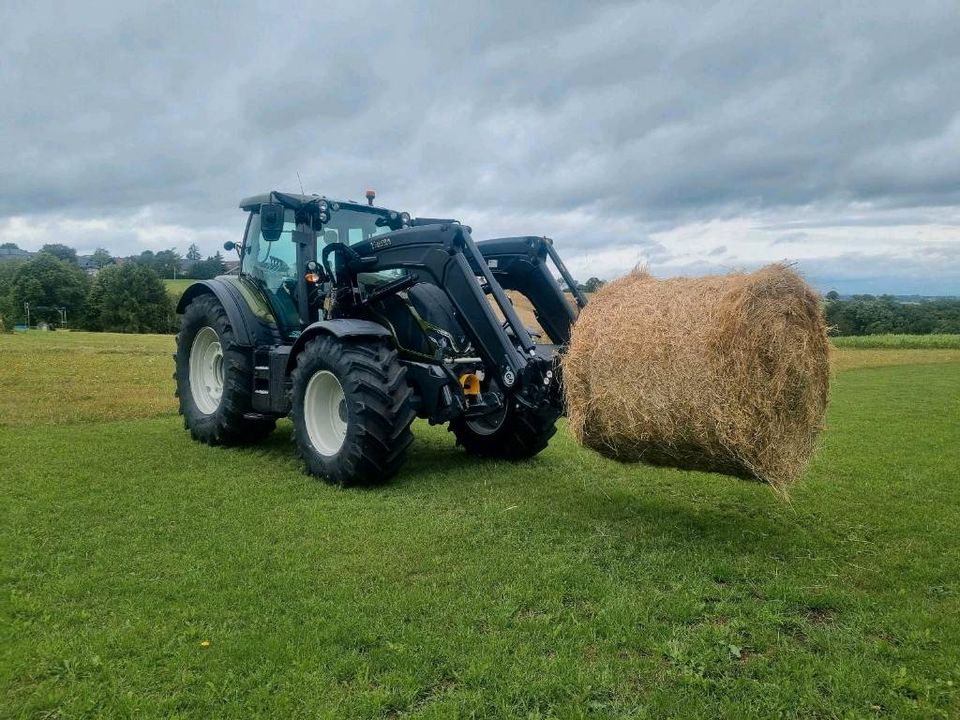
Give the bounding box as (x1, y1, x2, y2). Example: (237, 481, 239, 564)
(259, 256, 290, 274)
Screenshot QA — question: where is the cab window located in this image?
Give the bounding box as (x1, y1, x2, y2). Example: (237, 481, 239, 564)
(323, 206, 402, 288)
(241, 210, 299, 328)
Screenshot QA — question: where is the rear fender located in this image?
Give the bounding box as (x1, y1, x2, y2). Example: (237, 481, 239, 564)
(176, 279, 270, 346)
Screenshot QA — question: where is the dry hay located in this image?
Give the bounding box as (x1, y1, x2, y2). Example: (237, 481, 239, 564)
(563, 263, 830, 493)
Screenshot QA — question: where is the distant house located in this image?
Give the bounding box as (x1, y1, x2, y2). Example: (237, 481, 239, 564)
(77, 255, 101, 276)
(224, 260, 240, 275)
(0, 245, 34, 263)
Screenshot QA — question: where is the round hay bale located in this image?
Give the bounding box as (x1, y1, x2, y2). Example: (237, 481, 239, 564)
(563, 263, 830, 493)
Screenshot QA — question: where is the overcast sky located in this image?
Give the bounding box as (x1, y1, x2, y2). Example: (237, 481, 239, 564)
(2, 1, 958, 294)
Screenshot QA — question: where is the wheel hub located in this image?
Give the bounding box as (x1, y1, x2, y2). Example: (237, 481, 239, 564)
(465, 402, 508, 436)
(189, 326, 224, 415)
(304, 370, 348, 456)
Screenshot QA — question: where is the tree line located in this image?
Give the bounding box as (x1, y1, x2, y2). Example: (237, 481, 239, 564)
(0, 243, 225, 333)
(824, 293, 960, 335)
(7, 241, 226, 281)
(4, 246, 957, 336)
(560, 277, 606, 294)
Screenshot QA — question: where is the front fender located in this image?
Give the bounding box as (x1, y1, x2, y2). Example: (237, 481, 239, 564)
(287, 319, 391, 372)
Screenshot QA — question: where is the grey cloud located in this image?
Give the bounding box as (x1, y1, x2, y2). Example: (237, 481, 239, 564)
(772, 233, 807, 245)
(801, 250, 960, 296)
(1, 1, 958, 293)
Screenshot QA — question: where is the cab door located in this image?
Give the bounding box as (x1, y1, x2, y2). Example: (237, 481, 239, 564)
(240, 210, 301, 332)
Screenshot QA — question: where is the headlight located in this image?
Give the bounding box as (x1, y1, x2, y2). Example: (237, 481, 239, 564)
(400, 212, 411, 224)
(318, 200, 328, 212)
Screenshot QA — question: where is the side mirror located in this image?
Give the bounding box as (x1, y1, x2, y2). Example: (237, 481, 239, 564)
(259, 203, 284, 241)
(223, 241, 236, 252)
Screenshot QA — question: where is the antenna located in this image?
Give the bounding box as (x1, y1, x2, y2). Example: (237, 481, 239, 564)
(297, 172, 305, 195)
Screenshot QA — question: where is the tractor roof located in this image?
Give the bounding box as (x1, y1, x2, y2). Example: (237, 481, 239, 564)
(239, 191, 394, 214)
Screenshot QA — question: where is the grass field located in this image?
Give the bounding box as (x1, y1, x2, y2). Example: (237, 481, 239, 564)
(831, 334, 960, 350)
(164, 278, 194, 301)
(2, 331, 959, 718)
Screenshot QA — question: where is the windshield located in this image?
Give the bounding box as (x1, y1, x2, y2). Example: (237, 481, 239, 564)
(320, 205, 393, 247)
(322, 205, 404, 286)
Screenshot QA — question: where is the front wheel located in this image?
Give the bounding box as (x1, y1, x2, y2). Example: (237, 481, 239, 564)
(449, 403, 560, 460)
(291, 335, 415, 486)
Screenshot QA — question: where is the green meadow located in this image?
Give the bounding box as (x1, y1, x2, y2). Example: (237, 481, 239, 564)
(2, 331, 958, 718)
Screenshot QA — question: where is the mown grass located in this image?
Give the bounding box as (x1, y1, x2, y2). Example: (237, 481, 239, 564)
(2, 332, 959, 718)
(3, 331, 959, 426)
(832, 334, 960, 349)
(0, 331, 174, 426)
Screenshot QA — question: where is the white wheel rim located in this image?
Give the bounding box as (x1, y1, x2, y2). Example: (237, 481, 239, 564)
(304, 370, 348, 456)
(189, 326, 224, 415)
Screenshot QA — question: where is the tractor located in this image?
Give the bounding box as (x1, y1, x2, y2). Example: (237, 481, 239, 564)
(174, 191, 587, 486)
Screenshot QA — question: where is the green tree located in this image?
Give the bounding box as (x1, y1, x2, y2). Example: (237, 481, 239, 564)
(91, 248, 113, 269)
(0, 260, 24, 330)
(83, 263, 174, 333)
(825, 295, 960, 336)
(190, 252, 224, 280)
(134, 250, 156, 270)
(581, 277, 606, 293)
(825, 290, 840, 301)
(40, 243, 78, 264)
(153, 249, 183, 279)
(11, 253, 90, 326)
(186, 243, 202, 261)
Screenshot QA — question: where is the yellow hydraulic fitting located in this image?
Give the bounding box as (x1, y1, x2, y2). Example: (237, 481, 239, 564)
(459, 373, 481, 397)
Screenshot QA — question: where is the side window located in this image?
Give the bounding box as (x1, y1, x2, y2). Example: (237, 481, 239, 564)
(240, 210, 300, 328)
(241, 210, 297, 291)
(240, 212, 261, 275)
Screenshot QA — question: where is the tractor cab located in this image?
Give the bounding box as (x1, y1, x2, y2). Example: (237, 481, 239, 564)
(237, 192, 409, 333)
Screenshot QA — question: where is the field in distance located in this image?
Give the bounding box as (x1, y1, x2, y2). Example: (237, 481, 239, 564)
(2, 330, 959, 426)
(831, 333, 960, 349)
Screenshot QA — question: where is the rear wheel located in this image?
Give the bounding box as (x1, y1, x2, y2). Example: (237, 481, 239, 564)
(291, 335, 415, 486)
(175, 294, 276, 445)
(449, 403, 560, 460)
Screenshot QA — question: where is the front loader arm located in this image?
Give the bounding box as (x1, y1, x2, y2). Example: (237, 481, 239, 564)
(347, 224, 541, 392)
(474, 236, 586, 345)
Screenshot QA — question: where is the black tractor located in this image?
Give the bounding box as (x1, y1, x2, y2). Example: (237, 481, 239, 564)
(174, 191, 587, 486)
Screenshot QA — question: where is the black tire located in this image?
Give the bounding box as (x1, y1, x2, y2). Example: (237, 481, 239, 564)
(406, 282, 468, 348)
(174, 294, 276, 445)
(290, 335, 415, 486)
(449, 404, 560, 460)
